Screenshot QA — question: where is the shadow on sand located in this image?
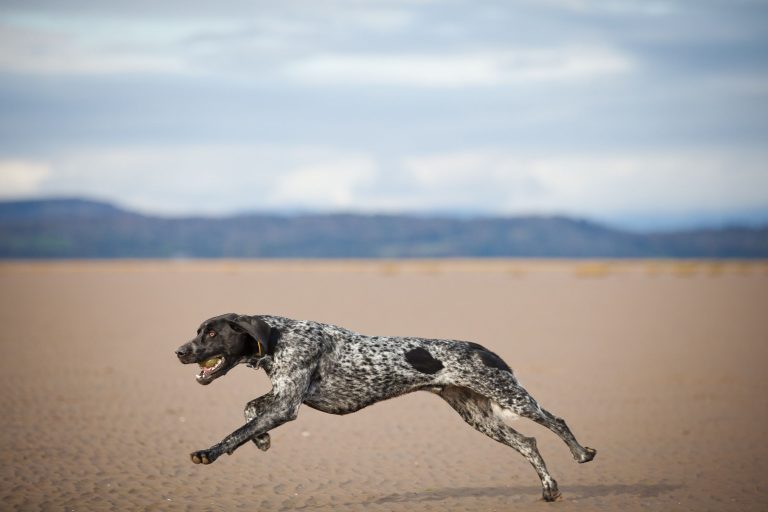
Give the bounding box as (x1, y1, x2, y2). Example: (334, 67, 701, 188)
(365, 482, 681, 505)
(289, 481, 682, 510)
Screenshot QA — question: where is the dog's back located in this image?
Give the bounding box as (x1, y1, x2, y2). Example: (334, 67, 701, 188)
(265, 316, 520, 416)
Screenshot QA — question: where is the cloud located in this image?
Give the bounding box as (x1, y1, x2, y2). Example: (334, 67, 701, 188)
(284, 46, 632, 87)
(328, 8, 416, 32)
(402, 150, 545, 209)
(0, 0, 766, 229)
(403, 149, 768, 216)
(25, 144, 381, 215)
(0, 10, 631, 86)
(9, 144, 766, 223)
(534, 0, 675, 15)
(0, 19, 196, 75)
(0, 159, 50, 197)
(0, 5, 416, 76)
(272, 157, 378, 209)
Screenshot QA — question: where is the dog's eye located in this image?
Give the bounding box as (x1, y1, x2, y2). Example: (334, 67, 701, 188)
(208, 331, 216, 338)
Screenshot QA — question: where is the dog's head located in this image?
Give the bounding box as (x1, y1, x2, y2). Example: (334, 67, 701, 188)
(175, 313, 272, 385)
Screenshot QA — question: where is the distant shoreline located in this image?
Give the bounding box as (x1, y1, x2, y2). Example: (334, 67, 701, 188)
(1, 259, 766, 277)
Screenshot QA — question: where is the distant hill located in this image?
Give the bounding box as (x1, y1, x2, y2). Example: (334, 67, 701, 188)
(0, 198, 766, 258)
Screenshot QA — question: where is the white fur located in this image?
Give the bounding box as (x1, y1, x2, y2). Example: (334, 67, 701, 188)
(491, 401, 519, 422)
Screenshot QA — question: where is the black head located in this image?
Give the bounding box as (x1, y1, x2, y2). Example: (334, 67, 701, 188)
(175, 313, 272, 385)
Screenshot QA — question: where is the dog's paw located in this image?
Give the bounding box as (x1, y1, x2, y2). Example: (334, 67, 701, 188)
(542, 490, 562, 502)
(253, 433, 271, 452)
(190, 449, 219, 465)
(578, 446, 597, 464)
(542, 481, 562, 502)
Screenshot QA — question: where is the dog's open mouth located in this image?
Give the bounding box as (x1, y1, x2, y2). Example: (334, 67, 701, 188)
(196, 356, 225, 381)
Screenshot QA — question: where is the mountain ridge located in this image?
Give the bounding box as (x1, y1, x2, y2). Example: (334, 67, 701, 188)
(1, 198, 766, 258)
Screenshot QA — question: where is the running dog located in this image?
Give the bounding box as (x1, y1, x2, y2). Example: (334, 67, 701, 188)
(175, 313, 596, 501)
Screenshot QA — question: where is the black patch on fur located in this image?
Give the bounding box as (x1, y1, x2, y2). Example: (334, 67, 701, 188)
(466, 341, 489, 352)
(405, 347, 444, 374)
(466, 341, 512, 373)
(266, 326, 281, 355)
(479, 351, 512, 373)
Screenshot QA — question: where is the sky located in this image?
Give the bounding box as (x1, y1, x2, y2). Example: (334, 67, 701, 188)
(0, 0, 767, 229)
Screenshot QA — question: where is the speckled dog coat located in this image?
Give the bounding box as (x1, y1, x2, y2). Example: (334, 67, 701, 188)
(175, 314, 596, 502)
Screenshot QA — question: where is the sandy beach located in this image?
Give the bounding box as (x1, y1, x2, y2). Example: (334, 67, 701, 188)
(1, 259, 766, 511)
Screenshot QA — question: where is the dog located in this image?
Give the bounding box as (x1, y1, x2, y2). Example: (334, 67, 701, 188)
(175, 313, 596, 502)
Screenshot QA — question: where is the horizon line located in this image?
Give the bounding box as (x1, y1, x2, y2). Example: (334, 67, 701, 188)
(2, 195, 768, 233)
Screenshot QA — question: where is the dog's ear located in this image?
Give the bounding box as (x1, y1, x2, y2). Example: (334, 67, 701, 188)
(230, 316, 273, 356)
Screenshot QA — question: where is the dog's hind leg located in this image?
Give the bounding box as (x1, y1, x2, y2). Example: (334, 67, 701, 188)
(438, 385, 561, 502)
(522, 404, 596, 463)
(460, 370, 596, 465)
(491, 386, 596, 464)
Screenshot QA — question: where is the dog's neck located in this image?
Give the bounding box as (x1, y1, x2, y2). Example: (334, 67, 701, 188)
(245, 354, 273, 373)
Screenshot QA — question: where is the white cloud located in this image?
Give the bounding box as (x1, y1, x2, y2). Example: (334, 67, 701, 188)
(0, 6, 415, 76)
(526, 152, 768, 215)
(285, 46, 632, 87)
(403, 149, 768, 215)
(25, 144, 380, 214)
(0, 160, 50, 197)
(3, 144, 766, 222)
(272, 157, 378, 209)
(403, 150, 545, 209)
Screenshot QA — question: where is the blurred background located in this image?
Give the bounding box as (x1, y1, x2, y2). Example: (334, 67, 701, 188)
(2, 4, 768, 510)
(1, 0, 767, 257)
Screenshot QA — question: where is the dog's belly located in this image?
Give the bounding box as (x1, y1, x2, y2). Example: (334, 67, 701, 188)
(302, 367, 431, 415)
(302, 394, 378, 415)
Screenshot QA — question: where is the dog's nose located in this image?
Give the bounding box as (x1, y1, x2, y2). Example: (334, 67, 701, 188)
(176, 347, 189, 357)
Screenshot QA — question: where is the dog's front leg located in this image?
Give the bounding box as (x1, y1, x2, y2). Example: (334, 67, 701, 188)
(191, 350, 319, 465)
(190, 392, 301, 464)
(190, 341, 320, 465)
(245, 395, 273, 451)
